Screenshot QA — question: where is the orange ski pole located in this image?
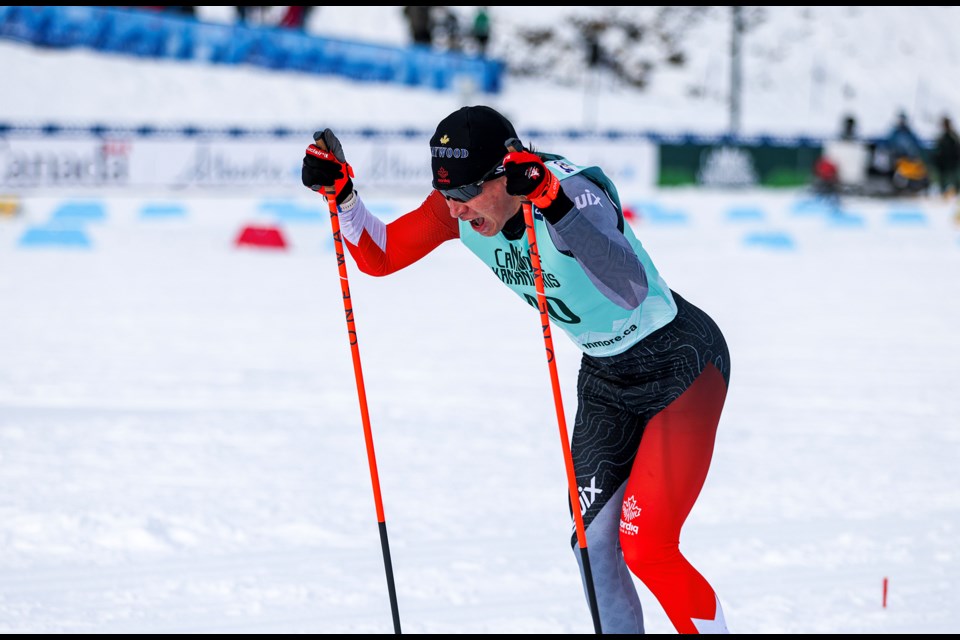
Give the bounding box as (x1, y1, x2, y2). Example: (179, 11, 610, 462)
(522, 200, 602, 634)
(316, 138, 401, 634)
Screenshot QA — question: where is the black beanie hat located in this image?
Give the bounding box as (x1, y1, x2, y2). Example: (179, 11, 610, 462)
(430, 105, 518, 190)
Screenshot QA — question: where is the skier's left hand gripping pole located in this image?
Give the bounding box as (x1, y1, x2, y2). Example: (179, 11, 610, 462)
(315, 133, 402, 634)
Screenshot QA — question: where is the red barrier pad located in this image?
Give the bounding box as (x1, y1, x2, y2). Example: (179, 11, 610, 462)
(235, 225, 287, 250)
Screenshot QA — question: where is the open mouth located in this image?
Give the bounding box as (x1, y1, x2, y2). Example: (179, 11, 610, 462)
(470, 217, 484, 229)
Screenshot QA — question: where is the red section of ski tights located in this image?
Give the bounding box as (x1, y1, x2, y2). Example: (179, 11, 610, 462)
(619, 363, 727, 634)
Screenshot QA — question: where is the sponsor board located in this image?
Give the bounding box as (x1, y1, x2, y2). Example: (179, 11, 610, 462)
(0, 133, 658, 195)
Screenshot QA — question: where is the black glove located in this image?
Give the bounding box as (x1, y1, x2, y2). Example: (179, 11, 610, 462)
(502, 150, 573, 221)
(302, 128, 355, 205)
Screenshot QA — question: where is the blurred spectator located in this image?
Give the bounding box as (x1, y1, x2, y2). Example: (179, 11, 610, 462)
(884, 111, 930, 195)
(840, 113, 858, 140)
(278, 6, 314, 30)
(885, 110, 927, 163)
(436, 7, 461, 52)
(812, 154, 841, 210)
(403, 6, 434, 47)
(930, 115, 960, 197)
(235, 6, 263, 25)
(891, 155, 930, 195)
(471, 7, 490, 56)
(867, 110, 924, 186)
(822, 112, 868, 190)
(234, 6, 312, 29)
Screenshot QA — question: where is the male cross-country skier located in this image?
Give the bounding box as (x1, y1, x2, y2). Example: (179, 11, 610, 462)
(301, 105, 731, 634)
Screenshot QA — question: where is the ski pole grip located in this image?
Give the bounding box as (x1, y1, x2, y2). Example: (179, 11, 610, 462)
(311, 131, 336, 198)
(505, 137, 525, 154)
(313, 131, 327, 151)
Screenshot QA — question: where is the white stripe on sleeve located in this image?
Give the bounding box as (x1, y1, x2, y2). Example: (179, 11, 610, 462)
(338, 192, 386, 251)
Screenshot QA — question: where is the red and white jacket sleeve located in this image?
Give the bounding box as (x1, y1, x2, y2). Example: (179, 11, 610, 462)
(337, 190, 458, 276)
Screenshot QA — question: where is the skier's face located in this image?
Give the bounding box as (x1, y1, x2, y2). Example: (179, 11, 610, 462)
(444, 177, 522, 237)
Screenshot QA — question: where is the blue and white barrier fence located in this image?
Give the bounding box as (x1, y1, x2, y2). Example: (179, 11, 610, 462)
(0, 5, 504, 94)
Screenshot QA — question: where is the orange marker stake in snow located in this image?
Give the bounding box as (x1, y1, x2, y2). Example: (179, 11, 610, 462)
(883, 577, 888, 608)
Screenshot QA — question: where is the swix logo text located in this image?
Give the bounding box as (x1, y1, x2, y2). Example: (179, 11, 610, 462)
(578, 476, 602, 516)
(574, 188, 603, 210)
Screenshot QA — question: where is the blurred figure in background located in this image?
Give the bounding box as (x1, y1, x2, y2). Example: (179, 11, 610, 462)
(812, 153, 842, 210)
(885, 110, 927, 164)
(403, 6, 434, 47)
(435, 7, 461, 52)
(840, 113, 858, 141)
(234, 6, 311, 29)
(820, 112, 868, 195)
(278, 6, 314, 30)
(868, 110, 930, 196)
(471, 6, 491, 57)
(235, 6, 263, 25)
(930, 115, 960, 198)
